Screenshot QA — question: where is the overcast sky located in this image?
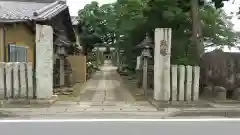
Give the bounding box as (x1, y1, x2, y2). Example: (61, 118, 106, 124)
(66, 0, 240, 52)
(66, 0, 116, 16)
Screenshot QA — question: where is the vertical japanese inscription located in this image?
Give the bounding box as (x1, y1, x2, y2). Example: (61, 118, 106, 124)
(160, 40, 168, 56)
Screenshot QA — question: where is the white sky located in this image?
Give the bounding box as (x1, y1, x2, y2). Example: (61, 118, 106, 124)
(66, 0, 116, 16)
(66, 0, 240, 52)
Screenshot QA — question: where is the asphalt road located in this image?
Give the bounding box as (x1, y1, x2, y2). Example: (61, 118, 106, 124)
(0, 119, 239, 135)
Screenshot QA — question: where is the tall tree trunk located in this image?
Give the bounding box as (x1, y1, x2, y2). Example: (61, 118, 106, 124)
(191, 0, 204, 65)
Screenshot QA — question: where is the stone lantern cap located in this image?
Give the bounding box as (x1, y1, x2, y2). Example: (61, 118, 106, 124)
(136, 33, 154, 49)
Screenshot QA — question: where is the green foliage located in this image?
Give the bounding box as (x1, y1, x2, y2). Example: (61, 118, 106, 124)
(77, 0, 238, 67)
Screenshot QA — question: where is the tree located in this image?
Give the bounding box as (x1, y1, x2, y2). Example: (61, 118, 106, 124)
(77, 0, 238, 67)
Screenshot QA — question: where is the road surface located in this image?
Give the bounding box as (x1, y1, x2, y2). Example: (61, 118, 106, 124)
(0, 119, 239, 135)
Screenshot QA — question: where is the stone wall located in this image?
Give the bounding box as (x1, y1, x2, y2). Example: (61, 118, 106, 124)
(200, 50, 240, 100)
(201, 50, 240, 91)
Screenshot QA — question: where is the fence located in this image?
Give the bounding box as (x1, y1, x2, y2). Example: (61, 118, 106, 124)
(0, 62, 33, 99)
(170, 65, 200, 101)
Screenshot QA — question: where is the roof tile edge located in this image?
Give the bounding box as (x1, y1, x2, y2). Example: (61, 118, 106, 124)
(33, 0, 66, 17)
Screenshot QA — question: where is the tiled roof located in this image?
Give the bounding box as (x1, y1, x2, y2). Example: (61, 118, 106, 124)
(0, 0, 68, 22)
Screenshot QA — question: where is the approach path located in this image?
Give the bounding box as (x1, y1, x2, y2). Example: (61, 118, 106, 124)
(0, 60, 164, 119)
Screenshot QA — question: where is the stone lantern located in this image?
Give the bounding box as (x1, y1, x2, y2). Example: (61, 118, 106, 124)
(137, 34, 153, 96)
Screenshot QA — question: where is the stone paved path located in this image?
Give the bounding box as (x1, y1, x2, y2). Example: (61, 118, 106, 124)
(0, 60, 163, 119)
(69, 60, 157, 112)
(79, 60, 134, 103)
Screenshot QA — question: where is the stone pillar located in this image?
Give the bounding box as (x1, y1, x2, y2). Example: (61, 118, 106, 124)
(0, 62, 5, 99)
(13, 62, 20, 98)
(5, 63, 13, 98)
(185, 65, 193, 101)
(19, 63, 27, 98)
(178, 65, 185, 101)
(27, 63, 33, 98)
(143, 57, 148, 96)
(0, 28, 4, 62)
(35, 24, 53, 99)
(59, 57, 65, 87)
(171, 65, 178, 101)
(96, 46, 100, 67)
(154, 28, 172, 101)
(154, 29, 161, 100)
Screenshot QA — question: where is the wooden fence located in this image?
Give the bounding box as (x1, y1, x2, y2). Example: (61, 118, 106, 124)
(0, 62, 33, 99)
(170, 65, 200, 101)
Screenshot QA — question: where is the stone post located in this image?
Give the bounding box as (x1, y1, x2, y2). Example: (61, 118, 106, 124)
(154, 28, 172, 101)
(5, 63, 13, 98)
(178, 65, 185, 101)
(171, 65, 178, 101)
(0, 62, 5, 99)
(13, 62, 20, 98)
(35, 24, 53, 99)
(143, 58, 148, 95)
(27, 63, 33, 98)
(142, 46, 152, 96)
(185, 65, 193, 101)
(59, 57, 65, 87)
(96, 46, 100, 67)
(19, 63, 27, 98)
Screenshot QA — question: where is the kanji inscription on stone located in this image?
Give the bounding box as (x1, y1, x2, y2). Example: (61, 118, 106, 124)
(160, 40, 168, 56)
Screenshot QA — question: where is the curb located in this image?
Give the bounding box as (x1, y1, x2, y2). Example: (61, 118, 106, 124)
(0, 95, 59, 107)
(168, 109, 240, 117)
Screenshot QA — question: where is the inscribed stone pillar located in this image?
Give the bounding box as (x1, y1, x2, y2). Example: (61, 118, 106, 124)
(154, 28, 172, 101)
(35, 24, 53, 99)
(0, 62, 5, 99)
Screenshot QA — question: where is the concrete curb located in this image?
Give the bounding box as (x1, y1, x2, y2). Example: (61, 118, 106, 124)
(0, 95, 58, 107)
(168, 109, 240, 117)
